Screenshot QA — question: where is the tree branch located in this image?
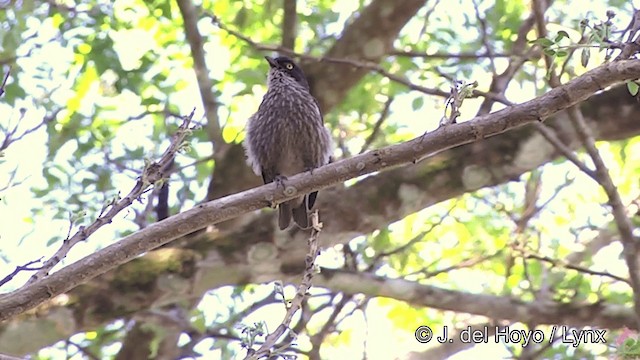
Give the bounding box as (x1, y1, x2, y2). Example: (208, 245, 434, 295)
(405, 323, 501, 359)
(390, 49, 511, 59)
(316, 269, 636, 329)
(281, 0, 297, 50)
(302, 0, 428, 113)
(26, 110, 194, 283)
(176, 0, 223, 151)
(0, 67, 9, 97)
(246, 213, 322, 359)
(567, 105, 640, 327)
(0, 258, 43, 288)
(0, 59, 638, 321)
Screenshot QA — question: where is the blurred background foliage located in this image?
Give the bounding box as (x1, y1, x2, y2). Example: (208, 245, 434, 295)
(1, 0, 639, 359)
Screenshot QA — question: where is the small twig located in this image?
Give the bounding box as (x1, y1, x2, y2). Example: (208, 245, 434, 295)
(246, 211, 322, 359)
(532, 0, 561, 87)
(67, 340, 101, 360)
(616, 9, 640, 60)
(0, 353, 26, 360)
(308, 295, 352, 357)
(409, 251, 502, 278)
(567, 105, 640, 328)
(0, 66, 10, 97)
(27, 109, 195, 284)
(472, 0, 497, 76)
(527, 253, 630, 284)
(1, 108, 60, 152)
(359, 96, 394, 154)
(209, 14, 511, 105)
(475, 9, 542, 116)
(535, 122, 597, 180)
(369, 204, 455, 269)
(390, 49, 511, 59)
(176, 0, 223, 154)
(0, 258, 44, 288)
(441, 80, 479, 126)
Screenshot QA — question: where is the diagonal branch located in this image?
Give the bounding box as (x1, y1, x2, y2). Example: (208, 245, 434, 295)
(475, 5, 547, 115)
(176, 0, 223, 151)
(302, 0, 428, 112)
(25, 110, 194, 284)
(0, 258, 43, 288)
(211, 15, 510, 105)
(316, 269, 636, 329)
(359, 96, 394, 154)
(567, 105, 640, 327)
(534, 122, 597, 179)
(0, 60, 639, 320)
(1, 84, 639, 356)
(0, 67, 9, 97)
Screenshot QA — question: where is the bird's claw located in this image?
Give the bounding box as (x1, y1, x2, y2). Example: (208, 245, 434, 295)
(274, 175, 288, 190)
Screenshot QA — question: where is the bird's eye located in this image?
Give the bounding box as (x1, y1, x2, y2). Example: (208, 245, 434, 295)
(285, 63, 294, 70)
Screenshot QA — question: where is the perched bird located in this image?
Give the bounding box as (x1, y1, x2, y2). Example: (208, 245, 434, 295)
(243, 56, 333, 230)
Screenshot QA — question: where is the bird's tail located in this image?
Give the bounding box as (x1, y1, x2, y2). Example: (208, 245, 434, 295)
(278, 195, 311, 230)
(291, 199, 310, 229)
(278, 201, 292, 230)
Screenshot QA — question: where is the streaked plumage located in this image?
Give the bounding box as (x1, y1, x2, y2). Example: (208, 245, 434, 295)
(243, 56, 333, 230)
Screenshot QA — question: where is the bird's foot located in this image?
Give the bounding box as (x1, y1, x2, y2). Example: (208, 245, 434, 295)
(274, 175, 288, 189)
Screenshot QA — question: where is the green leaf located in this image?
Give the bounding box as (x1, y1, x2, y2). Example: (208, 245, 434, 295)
(543, 48, 556, 57)
(626, 81, 639, 96)
(47, 236, 62, 247)
(411, 97, 424, 111)
(555, 30, 570, 42)
(581, 48, 590, 67)
(530, 38, 554, 47)
(371, 228, 391, 251)
(556, 50, 568, 57)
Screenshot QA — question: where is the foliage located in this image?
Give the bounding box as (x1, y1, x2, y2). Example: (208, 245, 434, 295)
(0, 0, 639, 359)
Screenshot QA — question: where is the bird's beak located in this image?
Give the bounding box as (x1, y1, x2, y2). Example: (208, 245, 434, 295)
(265, 56, 278, 68)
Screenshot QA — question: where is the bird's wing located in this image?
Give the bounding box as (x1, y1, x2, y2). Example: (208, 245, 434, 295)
(261, 170, 275, 185)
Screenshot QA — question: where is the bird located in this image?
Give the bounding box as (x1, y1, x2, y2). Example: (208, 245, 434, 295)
(243, 56, 333, 230)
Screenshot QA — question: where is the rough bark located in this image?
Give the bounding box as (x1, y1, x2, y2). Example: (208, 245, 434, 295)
(1, 83, 639, 355)
(2, 60, 639, 324)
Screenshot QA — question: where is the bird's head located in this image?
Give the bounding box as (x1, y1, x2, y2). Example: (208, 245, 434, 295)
(265, 56, 310, 90)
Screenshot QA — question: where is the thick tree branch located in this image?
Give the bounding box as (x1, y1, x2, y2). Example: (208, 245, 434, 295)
(25, 111, 193, 284)
(1, 85, 638, 356)
(281, 0, 297, 50)
(176, 0, 223, 150)
(405, 323, 500, 359)
(0, 59, 638, 321)
(316, 269, 635, 330)
(0, 86, 638, 357)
